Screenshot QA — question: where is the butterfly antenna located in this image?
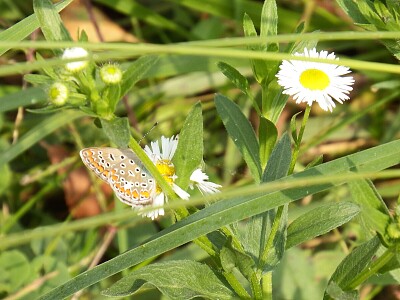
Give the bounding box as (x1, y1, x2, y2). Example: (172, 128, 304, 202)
(139, 122, 158, 145)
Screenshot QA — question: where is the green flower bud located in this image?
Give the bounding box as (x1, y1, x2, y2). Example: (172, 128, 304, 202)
(48, 82, 69, 106)
(100, 63, 123, 84)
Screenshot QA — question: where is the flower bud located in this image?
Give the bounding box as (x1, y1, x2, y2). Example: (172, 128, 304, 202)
(62, 47, 89, 72)
(100, 63, 123, 84)
(48, 82, 69, 106)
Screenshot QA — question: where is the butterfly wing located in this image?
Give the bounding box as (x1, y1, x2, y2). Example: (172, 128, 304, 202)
(80, 147, 155, 206)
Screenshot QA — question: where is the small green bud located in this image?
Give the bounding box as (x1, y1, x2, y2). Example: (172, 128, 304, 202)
(100, 63, 123, 84)
(48, 82, 69, 106)
(387, 221, 400, 240)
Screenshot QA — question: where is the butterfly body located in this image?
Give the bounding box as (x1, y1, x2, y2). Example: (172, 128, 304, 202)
(80, 147, 156, 206)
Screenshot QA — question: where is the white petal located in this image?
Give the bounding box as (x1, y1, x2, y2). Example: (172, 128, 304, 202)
(172, 184, 190, 200)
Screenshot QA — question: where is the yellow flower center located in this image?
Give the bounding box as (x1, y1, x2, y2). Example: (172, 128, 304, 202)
(155, 159, 176, 193)
(299, 69, 330, 90)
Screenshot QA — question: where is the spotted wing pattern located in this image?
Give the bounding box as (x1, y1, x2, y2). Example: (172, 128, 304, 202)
(80, 147, 155, 206)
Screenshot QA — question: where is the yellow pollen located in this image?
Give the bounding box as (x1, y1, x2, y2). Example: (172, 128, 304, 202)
(155, 159, 176, 193)
(299, 69, 330, 90)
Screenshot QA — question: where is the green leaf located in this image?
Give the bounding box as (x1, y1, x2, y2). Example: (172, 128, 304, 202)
(217, 61, 250, 96)
(336, 0, 369, 24)
(242, 13, 269, 84)
(215, 94, 261, 182)
(305, 155, 324, 169)
(102, 260, 234, 300)
(348, 179, 391, 238)
(220, 246, 254, 278)
(24, 74, 53, 85)
(33, 0, 72, 48)
(36, 52, 58, 79)
(121, 55, 159, 97)
(262, 132, 291, 183)
(259, 117, 277, 169)
(286, 202, 360, 249)
(0, 110, 84, 166)
(38, 140, 400, 299)
(26, 106, 68, 114)
(101, 117, 130, 148)
(0, 251, 31, 292)
(260, 0, 277, 38)
(0, 0, 72, 56)
(325, 237, 380, 295)
(261, 205, 288, 272)
(0, 87, 47, 113)
(289, 111, 302, 145)
(274, 247, 324, 299)
(102, 84, 121, 113)
(325, 282, 359, 300)
(234, 134, 290, 272)
(173, 102, 203, 190)
(264, 80, 288, 124)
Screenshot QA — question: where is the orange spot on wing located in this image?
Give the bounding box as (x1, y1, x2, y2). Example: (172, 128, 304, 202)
(132, 189, 139, 200)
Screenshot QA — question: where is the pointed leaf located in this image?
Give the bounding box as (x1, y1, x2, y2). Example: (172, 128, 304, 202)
(215, 94, 261, 182)
(325, 237, 380, 295)
(325, 282, 359, 300)
(217, 61, 250, 96)
(33, 0, 72, 47)
(348, 179, 391, 238)
(173, 102, 203, 190)
(286, 202, 360, 249)
(220, 246, 254, 278)
(101, 117, 130, 148)
(0, 0, 72, 56)
(259, 117, 278, 169)
(242, 13, 269, 83)
(262, 132, 291, 183)
(0, 87, 47, 113)
(121, 55, 159, 96)
(102, 260, 234, 300)
(261, 204, 288, 272)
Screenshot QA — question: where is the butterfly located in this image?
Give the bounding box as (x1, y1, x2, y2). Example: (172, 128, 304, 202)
(80, 147, 156, 207)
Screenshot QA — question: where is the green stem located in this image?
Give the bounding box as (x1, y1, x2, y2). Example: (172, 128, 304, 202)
(347, 249, 395, 290)
(223, 271, 251, 299)
(288, 105, 311, 174)
(249, 271, 263, 300)
(259, 206, 284, 266)
(1, 183, 54, 234)
(261, 272, 273, 300)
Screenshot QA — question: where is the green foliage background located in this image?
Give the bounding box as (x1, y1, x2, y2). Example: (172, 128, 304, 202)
(0, 0, 400, 299)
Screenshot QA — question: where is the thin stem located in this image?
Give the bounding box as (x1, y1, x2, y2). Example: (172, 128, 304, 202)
(249, 271, 263, 300)
(1, 183, 54, 234)
(347, 248, 395, 290)
(223, 271, 251, 299)
(259, 206, 284, 267)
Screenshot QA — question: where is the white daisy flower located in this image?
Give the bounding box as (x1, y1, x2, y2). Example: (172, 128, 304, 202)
(190, 168, 222, 195)
(62, 47, 89, 73)
(139, 136, 189, 219)
(276, 48, 355, 112)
